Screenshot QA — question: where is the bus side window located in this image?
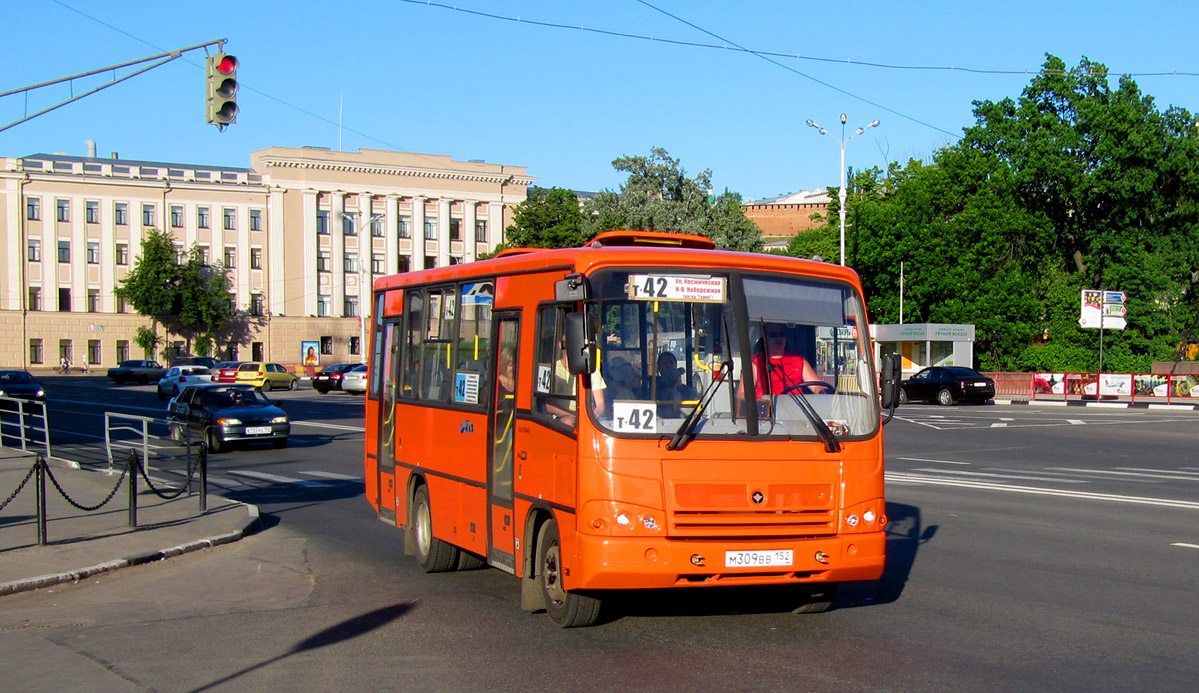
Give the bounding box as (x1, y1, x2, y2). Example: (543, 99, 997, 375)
(533, 305, 577, 426)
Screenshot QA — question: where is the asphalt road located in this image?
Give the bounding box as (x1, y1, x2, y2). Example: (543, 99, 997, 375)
(3, 380, 1197, 691)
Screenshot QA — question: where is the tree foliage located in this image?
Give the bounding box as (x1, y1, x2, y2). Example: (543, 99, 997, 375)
(800, 55, 1199, 372)
(503, 186, 590, 249)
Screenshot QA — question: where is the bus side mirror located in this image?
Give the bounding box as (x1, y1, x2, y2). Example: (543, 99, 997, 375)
(880, 353, 901, 414)
(563, 311, 594, 376)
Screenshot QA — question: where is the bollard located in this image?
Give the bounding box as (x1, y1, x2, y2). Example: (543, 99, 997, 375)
(36, 454, 47, 546)
(127, 449, 139, 528)
(199, 442, 208, 513)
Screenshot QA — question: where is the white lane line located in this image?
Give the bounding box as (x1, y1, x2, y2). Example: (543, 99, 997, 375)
(990, 468, 1164, 485)
(991, 423, 1008, 428)
(914, 468, 1090, 484)
(1049, 468, 1199, 482)
(1171, 543, 1199, 549)
(227, 470, 333, 487)
(1115, 467, 1199, 479)
(886, 472, 1199, 510)
(1067, 419, 1086, 425)
(896, 457, 972, 465)
(160, 468, 244, 487)
(290, 420, 365, 432)
(300, 471, 362, 481)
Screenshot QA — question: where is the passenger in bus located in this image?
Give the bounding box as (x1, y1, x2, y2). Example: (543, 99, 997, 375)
(607, 359, 645, 401)
(547, 340, 606, 426)
(746, 323, 829, 400)
(655, 351, 698, 417)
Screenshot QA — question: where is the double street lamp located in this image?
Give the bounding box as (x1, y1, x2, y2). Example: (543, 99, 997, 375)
(340, 211, 385, 361)
(806, 114, 880, 266)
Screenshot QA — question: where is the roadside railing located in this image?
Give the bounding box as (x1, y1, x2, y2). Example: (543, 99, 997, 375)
(982, 371, 1199, 406)
(0, 397, 52, 458)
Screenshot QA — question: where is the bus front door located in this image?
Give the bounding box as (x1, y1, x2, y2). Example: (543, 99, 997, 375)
(487, 314, 519, 572)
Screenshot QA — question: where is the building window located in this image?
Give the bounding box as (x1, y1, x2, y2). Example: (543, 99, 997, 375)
(197, 207, 210, 229)
(342, 212, 357, 235)
(250, 293, 264, 317)
(142, 203, 156, 227)
(57, 240, 70, 263)
(26, 198, 41, 221)
(86, 201, 100, 224)
(317, 210, 329, 235)
(29, 338, 43, 365)
(424, 217, 437, 240)
(226, 292, 237, 312)
(397, 215, 411, 238)
(344, 295, 359, 317)
(56, 199, 70, 222)
(320, 336, 333, 354)
(371, 216, 384, 237)
(349, 335, 361, 356)
(170, 205, 184, 228)
(59, 339, 73, 365)
(224, 246, 236, 267)
(116, 243, 129, 265)
(371, 253, 385, 274)
(250, 209, 262, 231)
(425, 255, 437, 269)
(197, 246, 210, 265)
(116, 294, 127, 313)
(88, 339, 101, 365)
(449, 256, 462, 266)
(117, 340, 129, 362)
(174, 244, 186, 263)
(449, 218, 461, 241)
(58, 287, 71, 312)
(250, 247, 262, 269)
(223, 207, 236, 230)
(316, 251, 331, 272)
(476, 219, 488, 243)
(87, 241, 100, 264)
(397, 255, 410, 273)
(115, 202, 128, 225)
(27, 238, 40, 262)
(28, 287, 41, 311)
(87, 289, 100, 313)
(344, 253, 358, 273)
(317, 294, 331, 317)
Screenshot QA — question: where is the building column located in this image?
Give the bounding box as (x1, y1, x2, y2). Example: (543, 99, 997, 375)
(267, 187, 286, 316)
(384, 195, 398, 275)
(437, 198, 451, 268)
(330, 192, 347, 318)
(411, 196, 426, 270)
(488, 202, 504, 252)
(464, 201, 478, 263)
(301, 190, 318, 317)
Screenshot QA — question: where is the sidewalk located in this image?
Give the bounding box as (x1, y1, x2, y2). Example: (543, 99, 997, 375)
(0, 447, 258, 596)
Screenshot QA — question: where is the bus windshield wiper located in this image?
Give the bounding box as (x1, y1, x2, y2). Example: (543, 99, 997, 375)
(666, 361, 731, 451)
(784, 390, 841, 453)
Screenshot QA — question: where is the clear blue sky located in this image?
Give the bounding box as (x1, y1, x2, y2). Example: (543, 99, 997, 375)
(4, 0, 1197, 201)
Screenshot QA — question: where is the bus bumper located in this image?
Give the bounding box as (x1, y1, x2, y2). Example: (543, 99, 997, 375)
(570, 531, 886, 590)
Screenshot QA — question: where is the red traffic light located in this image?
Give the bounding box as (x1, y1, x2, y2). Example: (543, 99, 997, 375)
(215, 54, 238, 75)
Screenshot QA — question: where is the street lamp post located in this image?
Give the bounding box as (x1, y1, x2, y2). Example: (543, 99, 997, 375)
(806, 114, 880, 266)
(340, 212, 385, 362)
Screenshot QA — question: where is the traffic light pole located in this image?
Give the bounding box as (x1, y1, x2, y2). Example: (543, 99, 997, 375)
(0, 39, 227, 134)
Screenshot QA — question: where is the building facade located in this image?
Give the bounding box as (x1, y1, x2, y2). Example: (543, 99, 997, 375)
(0, 146, 532, 370)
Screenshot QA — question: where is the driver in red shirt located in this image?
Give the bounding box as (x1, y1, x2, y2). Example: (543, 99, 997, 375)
(751, 323, 828, 397)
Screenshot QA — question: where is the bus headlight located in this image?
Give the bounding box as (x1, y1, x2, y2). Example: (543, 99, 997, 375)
(582, 501, 664, 536)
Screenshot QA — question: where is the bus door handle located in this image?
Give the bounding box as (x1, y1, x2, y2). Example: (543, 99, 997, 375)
(518, 450, 527, 460)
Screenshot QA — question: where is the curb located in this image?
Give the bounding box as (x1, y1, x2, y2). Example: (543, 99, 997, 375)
(993, 398, 1198, 410)
(0, 502, 260, 597)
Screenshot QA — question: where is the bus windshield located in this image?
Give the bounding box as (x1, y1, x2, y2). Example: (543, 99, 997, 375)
(587, 269, 878, 442)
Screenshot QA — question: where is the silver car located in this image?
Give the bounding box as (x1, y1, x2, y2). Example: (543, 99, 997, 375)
(341, 364, 368, 395)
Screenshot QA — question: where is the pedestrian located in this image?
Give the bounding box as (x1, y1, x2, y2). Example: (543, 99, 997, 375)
(60, 355, 71, 374)
(81, 356, 90, 374)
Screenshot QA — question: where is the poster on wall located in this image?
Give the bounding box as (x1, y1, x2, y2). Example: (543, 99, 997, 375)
(302, 340, 320, 367)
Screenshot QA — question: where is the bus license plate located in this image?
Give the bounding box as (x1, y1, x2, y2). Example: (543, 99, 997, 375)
(245, 426, 271, 435)
(725, 549, 793, 568)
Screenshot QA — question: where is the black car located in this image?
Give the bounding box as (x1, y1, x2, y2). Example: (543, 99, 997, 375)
(171, 356, 219, 369)
(900, 366, 996, 405)
(107, 359, 166, 385)
(167, 383, 290, 453)
(312, 362, 363, 393)
(0, 369, 46, 401)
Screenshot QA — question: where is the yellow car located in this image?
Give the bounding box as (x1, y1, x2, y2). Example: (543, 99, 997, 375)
(234, 362, 299, 391)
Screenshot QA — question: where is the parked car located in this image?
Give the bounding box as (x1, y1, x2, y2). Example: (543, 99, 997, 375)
(900, 366, 996, 405)
(170, 356, 219, 369)
(107, 360, 166, 385)
(340, 364, 368, 395)
(157, 365, 213, 399)
(0, 369, 46, 401)
(234, 362, 299, 391)
(212, 361, 243, 383)
(167, 383, 289, 453)
(312, 362, 364, 394)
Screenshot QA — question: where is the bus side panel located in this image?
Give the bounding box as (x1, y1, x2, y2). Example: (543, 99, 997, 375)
(515, 426, 577, 512)
(364, 455, 380, 513)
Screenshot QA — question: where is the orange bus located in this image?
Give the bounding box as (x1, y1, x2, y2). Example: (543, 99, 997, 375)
(363, 230, 900, 627)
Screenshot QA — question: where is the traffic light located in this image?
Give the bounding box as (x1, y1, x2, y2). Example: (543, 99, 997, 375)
(205, 53, 239, 126)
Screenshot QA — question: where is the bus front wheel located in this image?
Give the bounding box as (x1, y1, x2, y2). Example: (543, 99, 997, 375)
(537, 519, 601, 628)
(412, 485, 460, 572)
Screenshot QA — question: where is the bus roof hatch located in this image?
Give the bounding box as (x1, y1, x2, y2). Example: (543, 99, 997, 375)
(587, 230, 715, 250)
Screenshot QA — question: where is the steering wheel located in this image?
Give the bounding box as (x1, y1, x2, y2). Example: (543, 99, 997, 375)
(780, 380, 836, 395)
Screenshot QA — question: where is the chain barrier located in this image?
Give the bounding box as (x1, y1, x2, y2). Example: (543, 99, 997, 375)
(0, 458, 38, 512)
(42, 453, 129, 512)
(137, 449, 192, 500)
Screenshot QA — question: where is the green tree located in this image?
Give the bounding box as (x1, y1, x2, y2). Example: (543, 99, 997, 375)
(584, 148, 764, 252)
(501, 186, 589, 250)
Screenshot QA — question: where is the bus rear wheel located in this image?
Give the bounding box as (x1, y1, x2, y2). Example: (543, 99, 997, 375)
(537, 519, 601, 628)
(412, 485, 460, 572)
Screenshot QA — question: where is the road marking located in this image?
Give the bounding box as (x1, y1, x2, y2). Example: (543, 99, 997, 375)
(1171, 543, 1199, 550)
(1067, 419, 1086, 425)
(990, 423, 1008, 428)
(301, 471, 362, 481)
(886, 472, 1199, 510)
(914, 468, 1090, 484)
(896, 457, 971, 465)
(291, 420, 365, 432)
(1115, 467, 1199, 478)
(1049, 468, 1199, 482)
(227, 470, 333, 487)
